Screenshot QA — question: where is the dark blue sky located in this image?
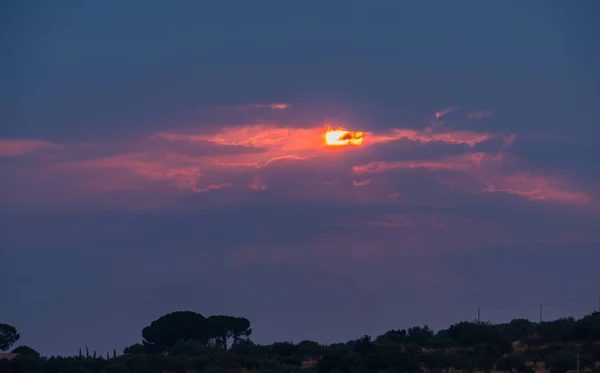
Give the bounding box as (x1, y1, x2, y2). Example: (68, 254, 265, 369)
(1, 0, 599, 356)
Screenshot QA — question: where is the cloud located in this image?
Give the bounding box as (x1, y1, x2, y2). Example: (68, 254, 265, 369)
(268, 103, 291, 110)
(352, 179, 372, 187)
(435, 106, 459, 119)
(352, 152, 590, 205)
(191, 102, 291, 112)
(0, 139, 62, 157)
(501, 134, 516, 150)
(352, 153, 485, 174)
(59, 116, 498, 195)
(0, 103, 595, 214)
(60, 152, 204, 192)
(468, 110, 493, 119)
(3, 95, 599, 351)
(193, 183, 234, 193)
(479, 173, 590, 204)
(249, 175, 268, 191)
(366, 128, 494, 147)
(234, 102, 291, 111)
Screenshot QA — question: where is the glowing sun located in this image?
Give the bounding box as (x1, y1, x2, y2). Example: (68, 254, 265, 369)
(325, 129, 363, 146)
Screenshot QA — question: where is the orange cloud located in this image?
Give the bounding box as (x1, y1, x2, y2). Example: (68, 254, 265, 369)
(269, 103, 290, 110)
(155, 125, 324, 152)
(229, 103, 290, 110)
(153, 125, 339, 173)
(194, 183, 233, 193)
(480, 173, 590, 204)
(366, 128, 493, 147)
(62, 153, 204, 192)
(7, 108, 587, 209)
(59, 124, 336, 193)
(0, 139, 62, 156)
(262, 155, 307, 167)
(352, 153, 590, 204)
(155, 124, 496, 167)
(193, 102, 291, 112)
(435, 106, 459, 119)
(352, 179, 372, 187)
(56, 120, 505, 196)
(352, 153, 484, 175)
(245, 103, 290, 110)
(2, 96, 596, 226)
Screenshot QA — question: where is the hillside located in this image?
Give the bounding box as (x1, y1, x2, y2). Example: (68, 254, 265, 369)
(2, 312, 600, 373)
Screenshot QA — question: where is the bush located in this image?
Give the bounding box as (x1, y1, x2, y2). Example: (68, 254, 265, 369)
(545, 349, 578, 373)
(497, 354, 527, 372)
(170, 339, 206, 357)
(11, 345, 41, 358)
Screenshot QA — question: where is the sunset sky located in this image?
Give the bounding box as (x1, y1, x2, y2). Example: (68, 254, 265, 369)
(1, 1, 600, 356)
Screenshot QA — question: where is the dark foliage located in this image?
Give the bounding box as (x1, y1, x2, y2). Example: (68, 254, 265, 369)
(0, 324, 20, 352)
(3, 311, 600, 373)
(11, 345, 40, 357)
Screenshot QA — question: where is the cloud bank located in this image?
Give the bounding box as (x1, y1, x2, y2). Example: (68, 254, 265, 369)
(1, 104, 590, 208)
(1, 103, 597, 266)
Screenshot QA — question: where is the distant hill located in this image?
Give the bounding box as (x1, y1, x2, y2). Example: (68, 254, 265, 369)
(2, 311, 600, 373)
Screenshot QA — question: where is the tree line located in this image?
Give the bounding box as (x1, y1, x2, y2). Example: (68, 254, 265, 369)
(2, 311, 600, 373)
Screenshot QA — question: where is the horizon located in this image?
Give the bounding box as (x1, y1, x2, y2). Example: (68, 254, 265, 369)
(1, 0, 599, 357)
(5, 309, 600, 358)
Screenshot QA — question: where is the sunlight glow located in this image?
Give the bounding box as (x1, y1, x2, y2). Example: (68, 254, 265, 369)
(325, 129, 363, 146)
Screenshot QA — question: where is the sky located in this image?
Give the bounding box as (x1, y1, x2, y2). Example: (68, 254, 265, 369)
(1, 0, 600, 357)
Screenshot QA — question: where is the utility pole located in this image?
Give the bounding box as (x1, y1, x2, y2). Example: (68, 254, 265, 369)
(539, 304, 543, 323)
(477, 307, 480, 323)
(577, 351, 580, 373)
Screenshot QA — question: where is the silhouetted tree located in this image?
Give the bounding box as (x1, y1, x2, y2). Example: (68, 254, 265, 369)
(419, 350, 449, 371)
(296, 340, 324, 358)
(501, 318, 536, 340)
(405, 325, 434, 346)
(11, 354, 44, 372)
(544, 349, 584, 373)
(11, 345, 40, 358)
(446, 349, 470, 372)
(444, 321, 498, 347)
(230, 339, 259, 356)
(270, 341, 297, 357)
(0, 323, 20, 351)
(497, 354, 528, 372)
(142, 311, 210, 353)
(123, 343, 146, 355)
(573, 312, 600, 340)
(5, 310, 600, 373)
(170, 339, 205, 357)
(537, 317, 575, 343)
(208, 315, 252, 349)
(375, 329, 406, 345)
